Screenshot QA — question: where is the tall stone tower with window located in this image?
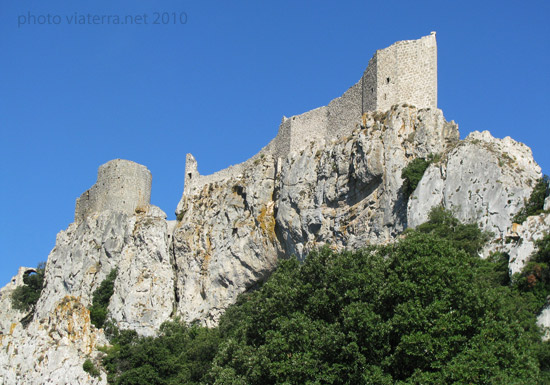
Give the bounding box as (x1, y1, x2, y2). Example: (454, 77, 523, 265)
(362, 32, 437, 112)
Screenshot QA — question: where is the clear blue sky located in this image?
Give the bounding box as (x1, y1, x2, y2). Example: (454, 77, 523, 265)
(1, 1, 549, 286)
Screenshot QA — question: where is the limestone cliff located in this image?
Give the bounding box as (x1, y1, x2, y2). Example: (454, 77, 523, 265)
(1, 33, 549, 384)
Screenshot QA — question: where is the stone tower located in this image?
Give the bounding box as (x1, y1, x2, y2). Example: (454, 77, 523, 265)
(362, 32, 437, 112)
(181, 33, 439, 195)
(75, 159, 152, 222)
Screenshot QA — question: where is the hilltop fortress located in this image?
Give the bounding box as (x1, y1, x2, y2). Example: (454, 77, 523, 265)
(75, 159, 152, 222)
(182, 32, 437, 197)
(72, 33, 438, 220)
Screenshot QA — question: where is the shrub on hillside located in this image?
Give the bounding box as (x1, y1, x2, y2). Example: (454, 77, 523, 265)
(89, 269, 117, 329)
(11, 262, 46, 312)
(513, 176, 550, 224)
(401, 157, 430, 198)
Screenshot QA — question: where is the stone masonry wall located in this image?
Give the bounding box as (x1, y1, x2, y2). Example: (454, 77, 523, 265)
(75, 159, 152, 222)
(370, 32, 437, 111)
(180, 33, 437, 198)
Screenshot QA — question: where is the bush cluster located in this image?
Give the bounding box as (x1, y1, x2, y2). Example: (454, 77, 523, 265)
(11, 262, 46, 313)
(513, 176, 550, 224)
(401, 156, 437, 198)
(99, 208, 550, 384)
(89, 269, 117, 329)
(83, 358, 101, 378)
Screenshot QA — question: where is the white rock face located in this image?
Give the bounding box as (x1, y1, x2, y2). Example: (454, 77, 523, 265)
(173, 156, 280, 325)
(0, 205, 174, 384)
(0, 267, 35, 333)
(537, 306, 550, 340)
(505, 213, 550, 275)
(1, 108, 547, 383)
(173, 105, 459, 324)
(408, 130, 541, 238)
(275, 106, 458, 255)
(0, 296, 107, 385)
(109, 206, 175, 336)
(35, 210, 135, 321)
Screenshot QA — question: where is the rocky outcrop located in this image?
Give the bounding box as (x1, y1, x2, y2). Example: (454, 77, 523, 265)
(0, 268, 35, 333)
(173, 105, 459, 325)
(108, 206, 175, 336)
(0, 295, 107, 385)
(274, 105, 458, 255)
(505, 212, 550, 275)
(0, 160, 175, 384)
(408, 130, 541, 239)
(1, 33, 548, 382)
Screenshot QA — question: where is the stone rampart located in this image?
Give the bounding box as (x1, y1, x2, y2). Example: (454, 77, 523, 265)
(181, 33, 438, 196)
(75, 159, 152, 222)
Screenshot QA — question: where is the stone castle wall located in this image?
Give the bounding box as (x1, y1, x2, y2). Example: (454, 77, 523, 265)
(367, 33, 437, 111)
(75, 159, 152, 222)
(181, 33, 438, 196)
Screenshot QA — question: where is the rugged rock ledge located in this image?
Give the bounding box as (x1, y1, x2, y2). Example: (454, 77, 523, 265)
(1, 33, 548, 384)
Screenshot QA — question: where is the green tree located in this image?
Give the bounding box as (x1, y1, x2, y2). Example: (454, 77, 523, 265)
(210, 230, 544, 384)
(11, 262, 46, 312)
(413, 206, 491, 256)
(89, 269, 117, 329)
(99, 211, 550, 384)
(101, 320, 220, 385)
(401, 157, 430, 198)
(513, 176, 550, 224)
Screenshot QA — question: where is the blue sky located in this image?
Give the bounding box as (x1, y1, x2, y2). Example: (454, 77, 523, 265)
(1, 0, 549, 286)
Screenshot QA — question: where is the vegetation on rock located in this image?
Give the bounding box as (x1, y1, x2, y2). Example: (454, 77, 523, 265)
(100, 210, 550, 384)
(11, 262, 45, 312)
(101, 321, 220, 385)
(401, 155, 439, 198)
(83, 358, 101, 378)
(513, 176, 550, 224)
(514, 233, 550, 314)
(89, 269, 117, 329)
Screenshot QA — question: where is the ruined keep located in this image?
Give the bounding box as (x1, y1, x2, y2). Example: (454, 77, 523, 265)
(75, 159, 152, 222)
(362, 32, 437, 112)
(181, 33, 438, 198)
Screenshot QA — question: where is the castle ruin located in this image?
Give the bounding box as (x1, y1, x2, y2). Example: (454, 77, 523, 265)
(73, 33, 438, 219)
(182, 33, 438, 196)
(75, 159, 152, 222)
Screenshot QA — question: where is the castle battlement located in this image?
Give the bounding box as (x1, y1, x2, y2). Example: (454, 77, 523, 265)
(75, 159, 152, 222)
(181, 33, 438, 197)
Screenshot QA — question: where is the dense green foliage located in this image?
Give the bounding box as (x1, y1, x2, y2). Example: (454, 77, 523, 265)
(101, 321, 220, 385)
(83, 358, 101, 378)
(514, 234, 550, 314)
(11, 262, 46, 312)
(100, 210, 550, 384)
(212, 239, 543, 384)
(401, 157, 431, 197)
(513, 176, 550, 224)
(89, 269, 117, 329)
(412, 206, 492, 256)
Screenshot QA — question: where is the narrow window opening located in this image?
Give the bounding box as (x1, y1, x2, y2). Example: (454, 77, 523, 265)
(386, 77, 390, 84)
